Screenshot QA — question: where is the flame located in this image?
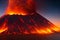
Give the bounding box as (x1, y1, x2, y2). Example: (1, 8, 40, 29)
(6, 11, 27, 15)
(5, 0, 35, 15)
(36, 28, 53, 34)
(0, 22, 8, 33)
(51, 26, 60, 32)
(30, 26, 60, 34)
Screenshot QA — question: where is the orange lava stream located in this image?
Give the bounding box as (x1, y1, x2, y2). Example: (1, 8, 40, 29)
(35, 27, 60, 34)
(0, 22, 8, 33)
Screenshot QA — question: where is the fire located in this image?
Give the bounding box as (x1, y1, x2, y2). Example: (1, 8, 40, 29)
(5, 0, 35, 15)
(36, 28, 53, 34)
(51, 26, 60, 32)
(30, 26, 60, 34)
(0, 22, 8, 33)
(6, 11, 27, 15)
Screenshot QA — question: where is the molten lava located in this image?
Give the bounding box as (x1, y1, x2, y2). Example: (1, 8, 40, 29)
(6, 0, 35, 15)
(0, 0, 60, 34)
(0, 20, 8, 33)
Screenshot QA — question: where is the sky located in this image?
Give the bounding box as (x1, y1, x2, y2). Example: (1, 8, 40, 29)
(0, 0, 60, 27)
(37, 0, 60, 27)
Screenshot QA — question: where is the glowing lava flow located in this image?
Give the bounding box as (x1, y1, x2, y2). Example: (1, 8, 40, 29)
(0, 22, 8, 33)
(34, 26, 60, 34)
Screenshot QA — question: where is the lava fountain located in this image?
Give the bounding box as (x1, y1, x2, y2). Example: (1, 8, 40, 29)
(0, 0, 60, 35)
(6, 0, 35, 15)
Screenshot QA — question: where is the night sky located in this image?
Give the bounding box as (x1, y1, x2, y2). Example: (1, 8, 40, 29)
(0, 0, 60, 27)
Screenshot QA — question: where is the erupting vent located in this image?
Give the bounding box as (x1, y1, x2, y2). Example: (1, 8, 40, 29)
(6, 0, 35, 15)
(0, 0, 60, 35)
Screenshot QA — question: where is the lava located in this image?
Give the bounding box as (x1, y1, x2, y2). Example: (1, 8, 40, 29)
(6, 0, 35, 15)
(0, 21, 8, 33)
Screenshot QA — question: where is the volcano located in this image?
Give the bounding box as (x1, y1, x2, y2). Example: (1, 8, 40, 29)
(0, 0, 60, 40)
(0, 13, 59, 34)
(0, 13, 60, 40)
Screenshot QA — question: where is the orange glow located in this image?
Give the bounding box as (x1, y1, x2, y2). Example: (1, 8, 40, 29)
(33, 27, 53, 34)
(38, 29, 53, 34)
(0, 22, 8, 33)
(5, 0, 35, 15)
(6, 11, 27, 15)
(30, 26, 60, 34)
(51, 27, 60, 32)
